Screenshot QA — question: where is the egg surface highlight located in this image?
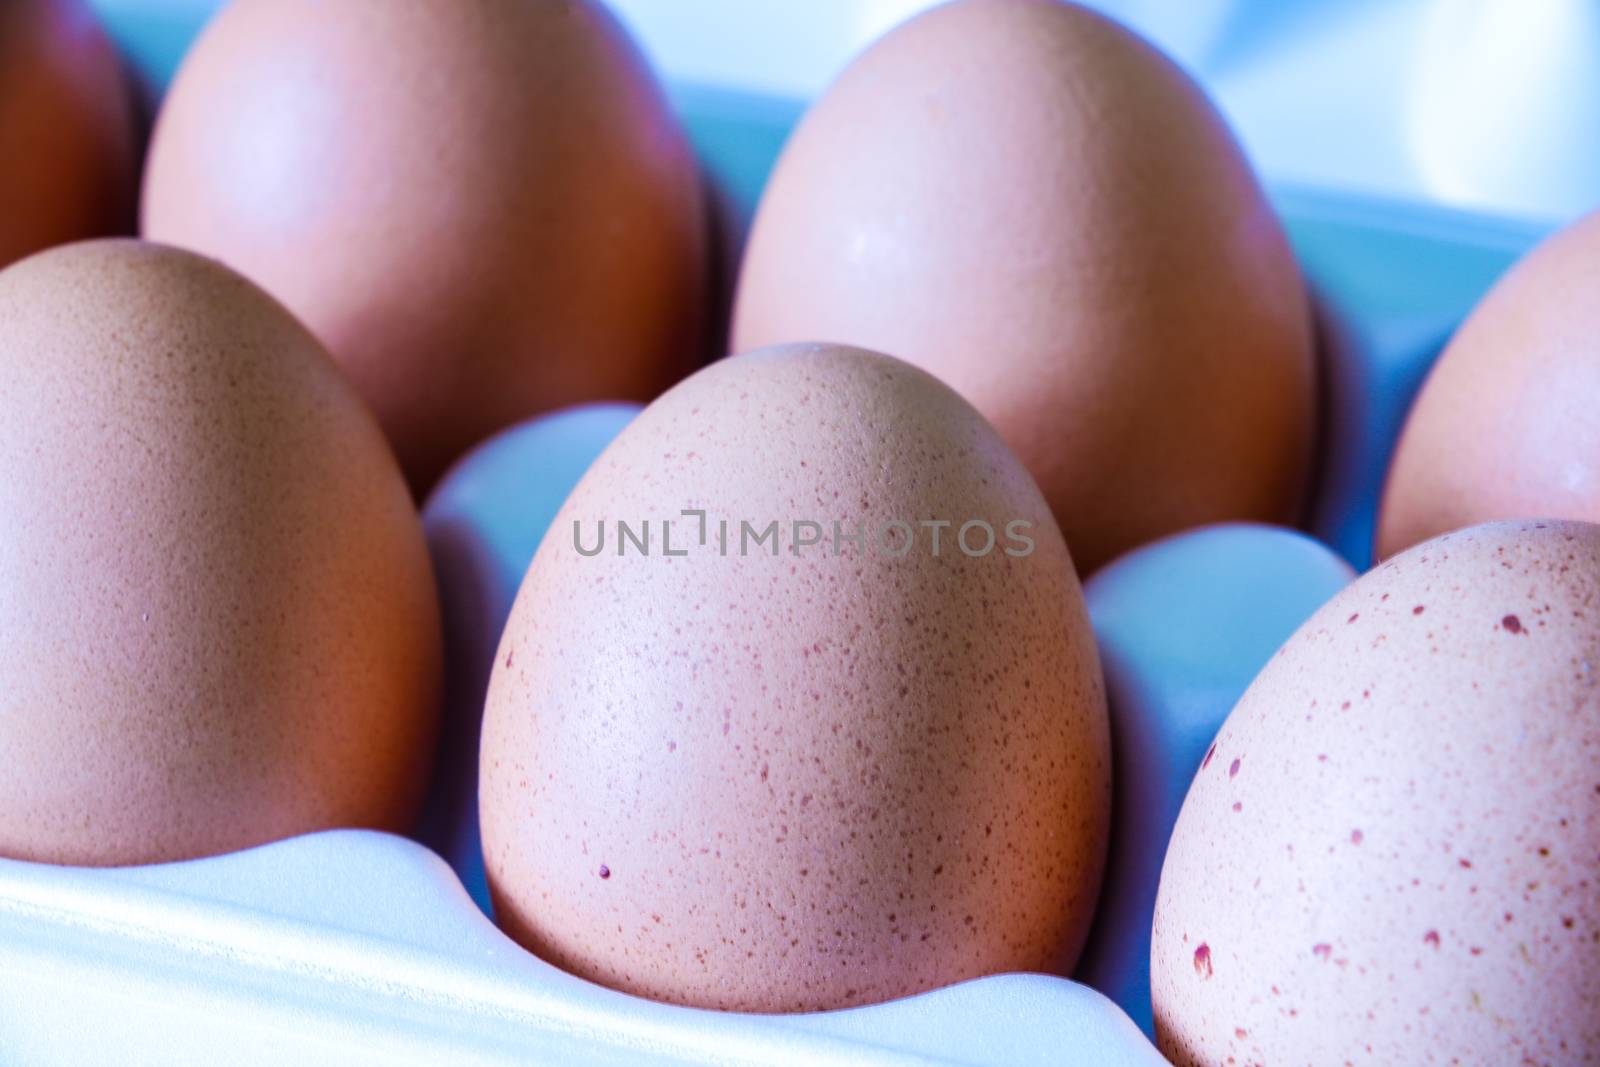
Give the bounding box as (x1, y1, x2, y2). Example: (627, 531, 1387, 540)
(142, 0, 707, 494)
(731, 0, 1314, 573)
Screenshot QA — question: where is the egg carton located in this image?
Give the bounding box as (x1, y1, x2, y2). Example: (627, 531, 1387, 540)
(2, 4, 1552, 1065)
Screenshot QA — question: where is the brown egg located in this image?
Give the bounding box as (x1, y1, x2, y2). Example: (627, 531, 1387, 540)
(1152, 520, 1600, 1065)
(0, 0, 140, 269)
(731, 0, 1314, 574)
(142, 0, 707, 495)
(0, 240, 441, 867)
(1378, 210, 1600, 559)
(480, 343, 1110, 1012)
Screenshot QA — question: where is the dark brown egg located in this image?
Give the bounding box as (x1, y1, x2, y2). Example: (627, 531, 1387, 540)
(0, 0, 140, 268)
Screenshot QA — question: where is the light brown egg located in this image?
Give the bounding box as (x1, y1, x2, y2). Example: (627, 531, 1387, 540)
(1152, 520, 1600, 1065)
(0, 240, 441, 867)
(480, 343, 1110, 1012)
(142, 0, 707, 495)
(1378, 210, 1600, 560)
(731, 0, 1314, 574)
(0, 0, 140, 269)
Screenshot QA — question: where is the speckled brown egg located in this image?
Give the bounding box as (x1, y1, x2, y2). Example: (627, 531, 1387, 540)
(731, 0, 1314, 574)
(0, 0, 140, 269)
(1152, 520, 1600, 1066)
(1378, 209, 1600, 560)
(142, 0, 707, 495)
(480, 342, 1110, 1012)
(0, 240, 441, 867)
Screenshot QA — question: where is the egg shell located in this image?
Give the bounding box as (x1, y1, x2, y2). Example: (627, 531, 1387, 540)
(417, 403, 639, 913)
(1076, 524, 1354, 1034)
(480, 342, 1111, 1013)
(141, 0, 707, 494)
(1152, 519, 1600, 1065)
(1378, 209, 1600, 559)
(0, 240, 441, 866)
(731, 0, 1315, 573)
(0, 0, 141, 269)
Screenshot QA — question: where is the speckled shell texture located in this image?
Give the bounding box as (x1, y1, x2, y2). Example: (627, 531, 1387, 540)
(0, 0, 140, 269)
(0, 240, 441, 867)
(142, 0, 707, 495)
(1152, 520, 1600, 1066)
(1379, 210, 1600, 560)
(480, 343, 1111, 1013)
(731, 0, 1314, 574)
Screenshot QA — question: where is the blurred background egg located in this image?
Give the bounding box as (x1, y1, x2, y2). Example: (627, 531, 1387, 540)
(1378, 209, 1600, 559)
(1152, 520, 1600, 1065)
(480, 343, 1110, 1012)
(731, 0, 1315, 573)
(141, 0, 708, 495)
(417, 403, 638, 912)
(1076, 523, 1353, 1034)
(0, 0, 141, 269)
(0, 240, 441, 867)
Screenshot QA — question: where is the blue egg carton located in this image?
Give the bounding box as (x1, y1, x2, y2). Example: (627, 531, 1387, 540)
(1, 3, 1550, 1063)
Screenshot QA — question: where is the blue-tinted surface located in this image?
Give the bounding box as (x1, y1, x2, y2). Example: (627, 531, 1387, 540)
(1078, 524, 1355, 1034)
(417, 405, 638, 914)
